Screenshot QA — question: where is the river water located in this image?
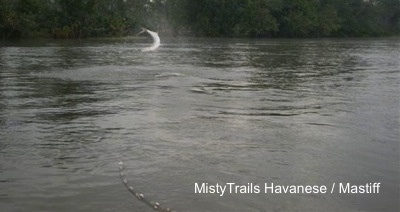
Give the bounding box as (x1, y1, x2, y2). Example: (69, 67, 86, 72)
(0, 37, 399, 212)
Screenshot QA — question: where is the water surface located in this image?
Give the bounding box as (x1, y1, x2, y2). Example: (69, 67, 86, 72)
(0, 37, 399, 211)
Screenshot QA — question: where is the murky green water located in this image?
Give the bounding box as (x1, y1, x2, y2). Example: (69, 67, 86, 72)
(0, 37, 399, 211)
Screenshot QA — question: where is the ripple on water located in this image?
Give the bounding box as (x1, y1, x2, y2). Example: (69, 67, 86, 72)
(0, 38, 399, 212)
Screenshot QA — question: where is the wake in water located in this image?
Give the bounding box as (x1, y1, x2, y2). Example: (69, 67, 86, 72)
(137, 28, 160, 52)
(118, 161, 176, 212)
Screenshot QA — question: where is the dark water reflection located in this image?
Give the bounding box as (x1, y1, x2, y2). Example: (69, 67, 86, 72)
(0, 38, 399, 211)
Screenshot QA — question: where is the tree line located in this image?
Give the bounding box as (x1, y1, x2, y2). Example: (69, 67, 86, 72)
(1, 0, 399, 39)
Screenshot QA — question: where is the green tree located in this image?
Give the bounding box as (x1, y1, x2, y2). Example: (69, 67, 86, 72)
(315, 3, 340, 36)
(272, 0, 319, 37)
(376, 0, 400, 34)
(1, 0, 399, 39)
(234, 0, 278, 37)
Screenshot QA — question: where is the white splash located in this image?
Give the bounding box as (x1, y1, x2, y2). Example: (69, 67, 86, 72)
(138, 28, 160, 52)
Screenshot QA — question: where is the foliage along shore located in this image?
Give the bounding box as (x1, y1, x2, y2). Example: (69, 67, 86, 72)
(1, 0, 399, 39)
